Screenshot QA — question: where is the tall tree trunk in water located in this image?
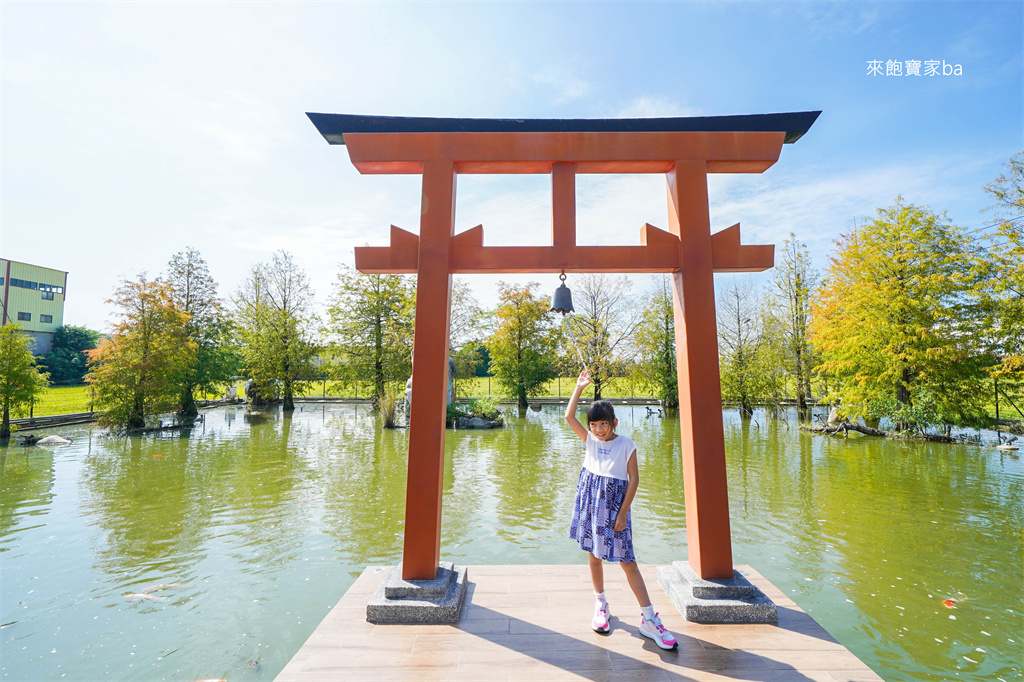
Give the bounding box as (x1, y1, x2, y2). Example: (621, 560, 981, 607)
(895, 368, 913, 430)
(896, 374, 912, 406)
(1, 404, 10, 440)
(518, 387, 527, 409)
(179, 386, 198, 419)
(794, 344, 807, 409)
(374, 317, 384, 409)
(739, 398, 754, 418)
(283, 356, 295, 411)
(129, 390, 145, 430)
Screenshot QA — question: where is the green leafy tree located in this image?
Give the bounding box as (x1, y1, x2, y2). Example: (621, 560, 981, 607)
(980, 153, 1024, 387)
(39, 325, 100, 385)
(86, 275, 195, 430)
(467, 343, 491, 377)
(234, 251, 317, 411)
(487, 282, 559, 408)
(0, 324, 50, 439)
(326, 264, 415, 406)
(769, 234, 819, 408)
(166, 247, 238, 417)
(809, 198, 987, 429)
(755, 297, 791, 415)
(564, 274, 642, 400)
(630, 276, 678, 408)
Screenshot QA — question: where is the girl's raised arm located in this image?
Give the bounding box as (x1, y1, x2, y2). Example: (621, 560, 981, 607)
(564, 369, 591, 442)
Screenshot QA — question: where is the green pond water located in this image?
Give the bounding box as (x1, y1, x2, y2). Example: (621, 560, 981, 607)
(1, 403, 1021, 681)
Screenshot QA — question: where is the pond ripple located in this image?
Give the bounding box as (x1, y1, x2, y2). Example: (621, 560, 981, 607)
(1, 403, 1021, 681)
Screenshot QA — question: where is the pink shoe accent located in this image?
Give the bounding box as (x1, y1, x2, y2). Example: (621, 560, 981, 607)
(640, 612, 678, 650)
(592, 600, 610, 633)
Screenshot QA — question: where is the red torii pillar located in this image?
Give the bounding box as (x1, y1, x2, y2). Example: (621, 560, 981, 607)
(309, 113, 819, 580)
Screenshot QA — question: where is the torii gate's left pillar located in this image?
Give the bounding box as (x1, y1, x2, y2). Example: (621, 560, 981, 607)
(364, 159, 469, 624)
(403, 160, 456, 579)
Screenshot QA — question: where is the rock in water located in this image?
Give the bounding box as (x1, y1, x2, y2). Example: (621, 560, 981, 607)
(35, 435, 72, 445)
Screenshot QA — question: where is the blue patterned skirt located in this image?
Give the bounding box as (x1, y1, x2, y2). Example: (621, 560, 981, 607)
(569, 468, 635, 562)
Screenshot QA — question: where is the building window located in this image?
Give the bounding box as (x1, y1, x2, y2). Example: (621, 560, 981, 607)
(40, 314, 53, 324)
(0, 277, 4, 285)
(41, 291, 54, 300)
(10, 279, 38, 290)
(17, 312, 31, 322)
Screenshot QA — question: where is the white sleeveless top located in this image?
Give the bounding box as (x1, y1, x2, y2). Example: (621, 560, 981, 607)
(583, 432, 636, 481)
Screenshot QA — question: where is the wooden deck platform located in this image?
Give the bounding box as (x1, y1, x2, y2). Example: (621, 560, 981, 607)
(275, 564, 884, 681)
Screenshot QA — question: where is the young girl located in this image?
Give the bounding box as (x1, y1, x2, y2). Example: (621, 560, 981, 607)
(566, 369, 678, 650)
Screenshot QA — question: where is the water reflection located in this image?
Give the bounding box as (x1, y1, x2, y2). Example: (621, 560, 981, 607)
(0, 448, 56, 540)
(318, 408, 408, 564)
(721, 411, 1024, 681)
(0, 404, 1020, 681)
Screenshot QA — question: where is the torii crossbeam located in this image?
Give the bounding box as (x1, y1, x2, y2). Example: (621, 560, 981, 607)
(309, 112, 820, 581)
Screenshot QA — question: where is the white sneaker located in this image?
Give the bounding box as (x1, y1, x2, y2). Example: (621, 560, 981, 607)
(592, 599, 610, 633)
(639, 612, 677, 650)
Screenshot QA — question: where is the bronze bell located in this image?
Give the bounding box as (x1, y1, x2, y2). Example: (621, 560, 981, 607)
(550, 272, 574, 315)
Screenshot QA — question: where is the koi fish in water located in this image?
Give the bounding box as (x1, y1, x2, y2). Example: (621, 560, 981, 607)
(124, 582, 183, 601)
(143, 583, 183, 593)
(124, 592, 167, 602)
(942, 592, 969, 608)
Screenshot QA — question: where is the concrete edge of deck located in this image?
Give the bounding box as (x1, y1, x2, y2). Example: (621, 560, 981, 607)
(276, 564, 884, 682)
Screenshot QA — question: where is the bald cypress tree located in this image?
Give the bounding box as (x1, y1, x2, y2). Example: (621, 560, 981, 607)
(809, 198, 986, 429)
(326, 264, 414, 407)
(980, 153, 1024, 387)
(166, 247, 236, 418)
(487, 282, 559, 409)
(233, 251, 317, 411)
(631, 277, 678, 408)
(86, 276, 195, 430)
(0, 324, 49, 439)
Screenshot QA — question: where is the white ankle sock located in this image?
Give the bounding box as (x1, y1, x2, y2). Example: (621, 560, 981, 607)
(641, 604, 655, 620)
(594, 591, 606, 604)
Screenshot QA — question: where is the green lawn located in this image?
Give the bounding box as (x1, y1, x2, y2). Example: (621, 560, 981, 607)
(26, 378, 1023, 421)
(454, 376, 647, 400)
(21, 385, 96, 418)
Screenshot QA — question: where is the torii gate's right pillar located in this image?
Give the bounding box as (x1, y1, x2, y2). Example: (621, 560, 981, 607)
(668, 160, 733, 578)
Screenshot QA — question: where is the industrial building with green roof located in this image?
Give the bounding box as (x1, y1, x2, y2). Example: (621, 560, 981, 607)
(1, 258, 67, 355)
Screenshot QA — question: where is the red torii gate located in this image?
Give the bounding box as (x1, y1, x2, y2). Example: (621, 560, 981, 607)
(309, 112, 819, 581)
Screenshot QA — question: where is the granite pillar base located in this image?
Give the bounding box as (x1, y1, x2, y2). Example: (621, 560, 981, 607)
(366, 562, 468, 624)
(657, 561, 777, 624)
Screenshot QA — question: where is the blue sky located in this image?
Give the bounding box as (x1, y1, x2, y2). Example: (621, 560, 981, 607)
(2, 1, 1021, 331)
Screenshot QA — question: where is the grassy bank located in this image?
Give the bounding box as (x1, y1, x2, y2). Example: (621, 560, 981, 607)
(454, 376, 644, 400)
(26, 377, 1023, 421)
(18, 385, 96, 418)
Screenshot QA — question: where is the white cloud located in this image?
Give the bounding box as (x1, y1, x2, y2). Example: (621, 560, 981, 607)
(148, 87, 288, 163)
(530, 66, 592, 104)
(707, 152, 1001, 264)
(615, 96, 705, 119)
(790, 3, 891, 39)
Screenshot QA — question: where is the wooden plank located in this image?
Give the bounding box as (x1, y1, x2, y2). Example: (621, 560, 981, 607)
(275, 565, 885, 682)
